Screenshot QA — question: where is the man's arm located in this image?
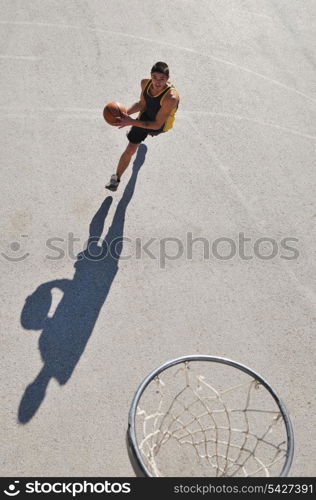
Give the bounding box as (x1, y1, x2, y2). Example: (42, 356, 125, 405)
(126, 78, 148, 115)
(117, 89, 179, 129)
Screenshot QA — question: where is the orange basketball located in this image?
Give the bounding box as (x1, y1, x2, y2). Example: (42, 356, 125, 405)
(103, 101, 127, 126)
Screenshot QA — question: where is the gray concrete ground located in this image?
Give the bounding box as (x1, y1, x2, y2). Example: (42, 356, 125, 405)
(1, 0, 315, 477)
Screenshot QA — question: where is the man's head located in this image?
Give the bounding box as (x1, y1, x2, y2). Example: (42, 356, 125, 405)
(151, 61, 169, 91)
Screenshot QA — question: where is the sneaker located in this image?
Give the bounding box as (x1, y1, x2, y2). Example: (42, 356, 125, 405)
(105, 174, 120, 191)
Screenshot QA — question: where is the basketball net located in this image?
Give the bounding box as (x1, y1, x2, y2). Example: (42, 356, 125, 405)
(135, 362, 288, 477)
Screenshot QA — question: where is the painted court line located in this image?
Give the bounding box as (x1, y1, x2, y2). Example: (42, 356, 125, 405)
(186, 117, 316, 310)
(1, 20, 315, 104)
(181, 111, 316, 141)
(0, 54, 39, 60)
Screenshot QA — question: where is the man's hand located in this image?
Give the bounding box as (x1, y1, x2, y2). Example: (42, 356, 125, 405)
(116, 112, 135, 128)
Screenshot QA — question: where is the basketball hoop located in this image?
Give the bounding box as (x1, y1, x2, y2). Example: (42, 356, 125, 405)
(127, 356, 294, 477)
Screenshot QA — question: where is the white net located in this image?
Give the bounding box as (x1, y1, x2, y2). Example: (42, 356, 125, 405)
(134, 361, 289, 477)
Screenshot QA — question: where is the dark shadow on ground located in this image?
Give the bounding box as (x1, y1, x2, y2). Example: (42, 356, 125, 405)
(18, 145, 147, 424)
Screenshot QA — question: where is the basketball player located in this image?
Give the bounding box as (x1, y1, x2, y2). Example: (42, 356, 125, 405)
(105, 61, 179, 191)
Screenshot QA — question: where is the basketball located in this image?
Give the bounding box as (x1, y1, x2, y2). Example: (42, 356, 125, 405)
(103, 101, 127, 126)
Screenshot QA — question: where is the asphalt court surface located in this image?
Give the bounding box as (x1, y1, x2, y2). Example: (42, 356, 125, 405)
(1, 0, 315, 476)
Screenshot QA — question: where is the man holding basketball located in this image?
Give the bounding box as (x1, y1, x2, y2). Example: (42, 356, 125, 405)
(105, 61, 179, 191)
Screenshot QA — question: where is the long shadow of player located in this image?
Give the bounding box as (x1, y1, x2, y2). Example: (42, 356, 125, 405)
(18, 144, 147, 424)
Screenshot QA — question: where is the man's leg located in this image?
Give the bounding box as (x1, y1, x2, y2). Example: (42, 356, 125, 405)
(105, 142, 139, 191)
(116, 142, 139, 179)
(105, 125, 147, 191)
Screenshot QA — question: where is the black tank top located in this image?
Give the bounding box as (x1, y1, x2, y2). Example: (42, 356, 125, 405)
(143, 79, 174, 120)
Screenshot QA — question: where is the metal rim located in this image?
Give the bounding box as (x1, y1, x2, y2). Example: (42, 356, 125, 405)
(127, 355, 294, 477)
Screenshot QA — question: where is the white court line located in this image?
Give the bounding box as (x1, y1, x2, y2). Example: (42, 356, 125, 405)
(251, 13, 273, 20)
(187, 118, 260, 227)
(0, 106, 100, 113)
(229, 9, 273, 20)
(180, 111, 316, 141)
(0, 107, 102, 122)
(0, 20, 315, 104)
(0, 54, 39, 60)
(186, 117, 316, 310)
(1, 105, 314, 141)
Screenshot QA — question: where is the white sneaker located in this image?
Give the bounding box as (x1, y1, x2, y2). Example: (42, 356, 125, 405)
(105, 174, 120, 191)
